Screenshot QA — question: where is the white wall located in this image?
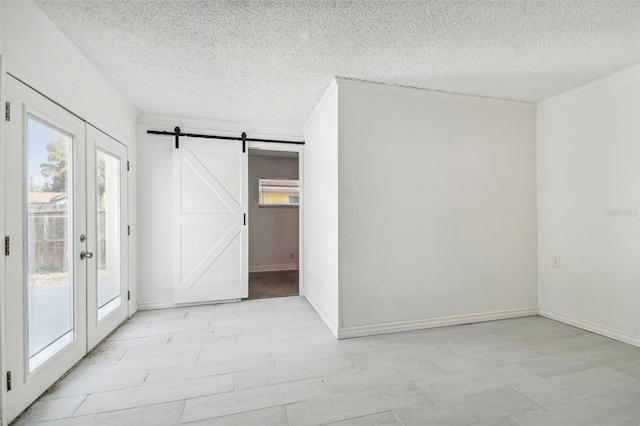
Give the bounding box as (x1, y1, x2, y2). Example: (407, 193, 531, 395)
(136, 115, 302, 308)
(0, 1, 136, 144)
(0, 1, 138, 423)
(537, 67, 640, 346)
(302, 81, 340, 334)
(248, 155, 299, 271)
(336, 79, 538, 334)
(135, 126, 173, 306)
(0, 1, 139, 311)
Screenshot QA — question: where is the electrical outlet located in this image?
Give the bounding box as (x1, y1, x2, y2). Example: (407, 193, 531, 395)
(289, 252, 295, 260)
(552, 255, 561, 268)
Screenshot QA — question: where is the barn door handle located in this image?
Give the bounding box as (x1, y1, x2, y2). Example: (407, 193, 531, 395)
(80, 251, 94, 260)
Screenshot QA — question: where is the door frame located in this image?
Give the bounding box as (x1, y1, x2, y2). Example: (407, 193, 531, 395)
(0, 61, 133, 425)
(247, 141, 304, 296)
(0, 56, 9, 426)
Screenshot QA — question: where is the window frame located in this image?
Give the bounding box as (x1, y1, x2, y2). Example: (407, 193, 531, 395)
(258, 177, 300, 208)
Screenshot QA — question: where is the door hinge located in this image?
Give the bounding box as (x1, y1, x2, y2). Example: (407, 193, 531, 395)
(5, 102, 10, 121)
(4, 236, 9, 256)
(127, 161, 130, 171)
(6, 371, 11, 391)
(243, 213, 246, 226)
(127, 226, 131, 236)
(127, 291, 131, 301)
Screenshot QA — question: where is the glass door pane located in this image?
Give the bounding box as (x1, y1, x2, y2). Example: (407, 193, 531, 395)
(86, 124, 128, 350)
(26, 115, 74, 372)
(96, 149, 121, 320)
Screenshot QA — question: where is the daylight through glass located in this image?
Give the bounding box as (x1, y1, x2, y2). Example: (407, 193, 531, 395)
(26, 114, 74, 372)
(97, 149, 121, 320)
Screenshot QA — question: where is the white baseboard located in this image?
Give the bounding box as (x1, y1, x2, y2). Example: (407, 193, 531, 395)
(303, 290, 338, 338)
(137, 298, 240, 311)
(539, 309, 640, 347)
(336, 307, 539, 339)
(249, 263, 298, 273)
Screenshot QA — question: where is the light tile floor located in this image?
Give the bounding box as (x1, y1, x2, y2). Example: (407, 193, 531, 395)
(13, 296, 640, 425)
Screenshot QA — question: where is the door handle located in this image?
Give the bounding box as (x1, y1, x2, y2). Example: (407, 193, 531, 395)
(80, 251, 94, 260)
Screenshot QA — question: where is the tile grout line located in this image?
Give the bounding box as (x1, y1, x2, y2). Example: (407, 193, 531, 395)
(510, 385, 548, 410)
(369, 339, 382, 351)
(118, 347, 129, 362)
(76, 389, 233, 420)
(178, 398, 188, 424)
(392, 409, 406, 425)
(69, 394, 90, 418)
(182, 405, 288, 426)
(140, 371, 151, 386)
(348, 355, 361, 372)
(284, 404, 291, 426)
(312, 409, 400, 426)
(183, 377, 326, 424)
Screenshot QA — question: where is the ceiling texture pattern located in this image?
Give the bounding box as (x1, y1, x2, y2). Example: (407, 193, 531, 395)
(36, 0, 639, 129)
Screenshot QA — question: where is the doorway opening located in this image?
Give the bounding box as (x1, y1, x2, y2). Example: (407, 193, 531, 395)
(248, 149, 300, 299)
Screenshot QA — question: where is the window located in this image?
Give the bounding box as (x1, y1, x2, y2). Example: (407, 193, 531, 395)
(259, 178, 299, 207)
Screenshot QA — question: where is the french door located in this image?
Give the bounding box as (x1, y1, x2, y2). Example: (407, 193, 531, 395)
(86, 125, 128, 350)
(173, 138, 248, 303)
(4, 76, 128, 422)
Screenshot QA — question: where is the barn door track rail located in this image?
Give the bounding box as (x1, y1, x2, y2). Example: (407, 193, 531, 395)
(147, 127, 305, 151)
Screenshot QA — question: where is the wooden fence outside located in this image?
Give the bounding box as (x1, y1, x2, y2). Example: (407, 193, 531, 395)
(28, 202, 106, 273)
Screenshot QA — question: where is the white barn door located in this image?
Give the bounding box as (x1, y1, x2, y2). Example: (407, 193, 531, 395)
(173, 138, 248, 303)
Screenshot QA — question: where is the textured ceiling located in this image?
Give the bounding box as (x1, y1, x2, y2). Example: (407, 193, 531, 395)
(35, 0, 639, 129)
